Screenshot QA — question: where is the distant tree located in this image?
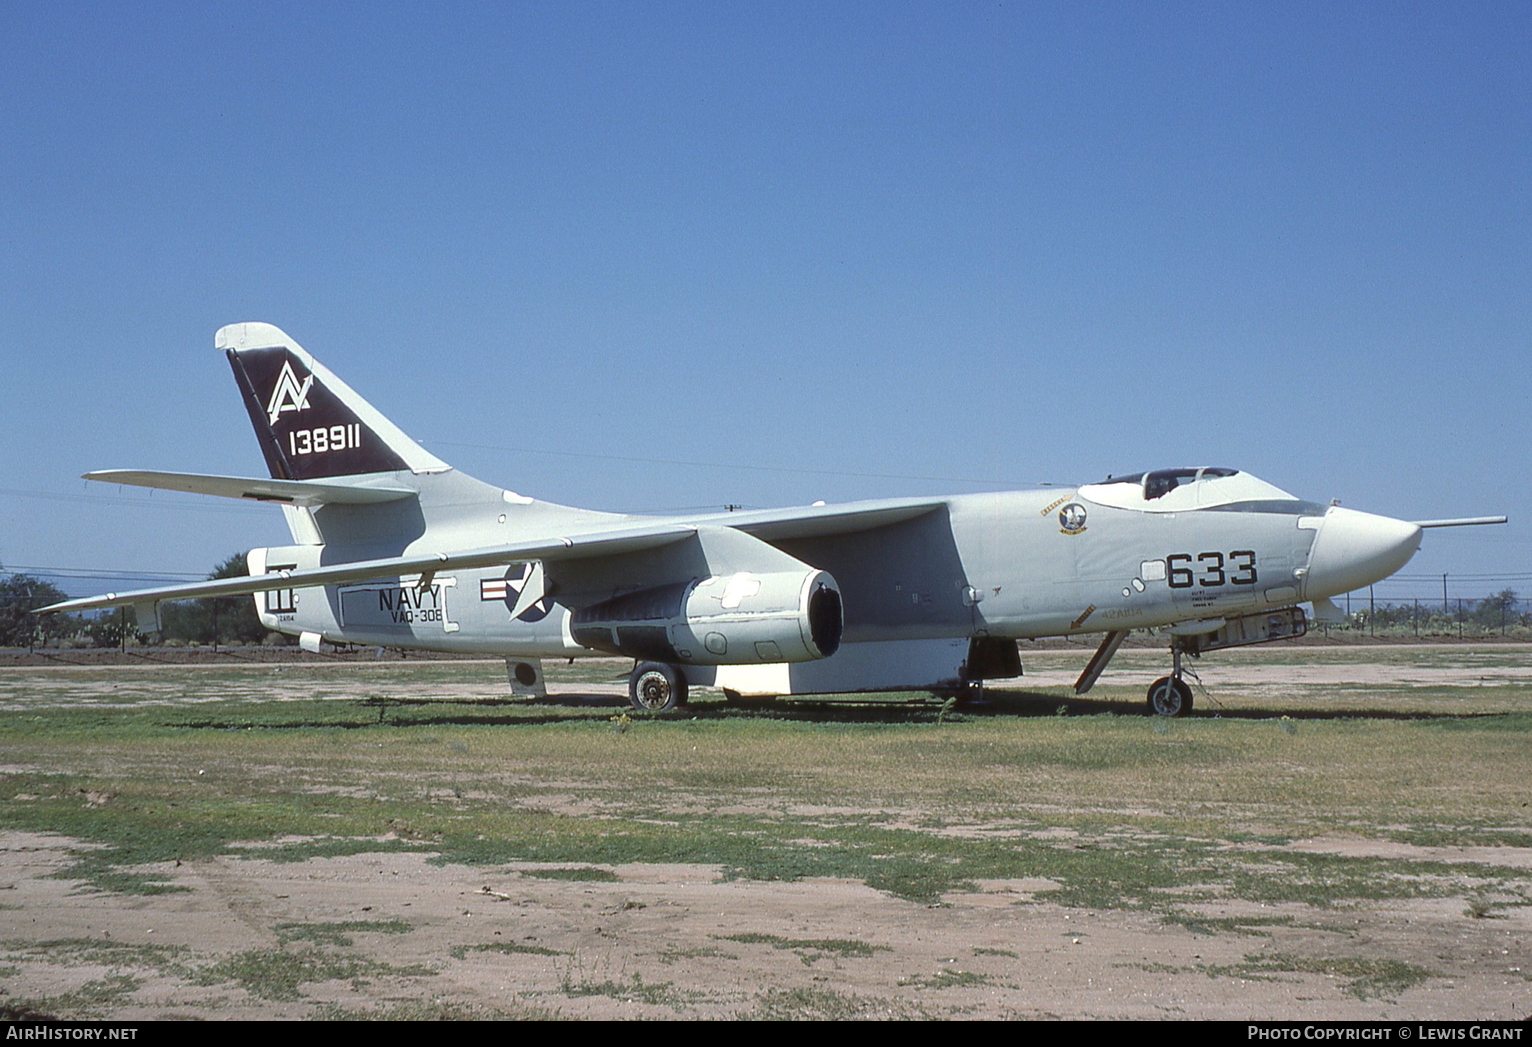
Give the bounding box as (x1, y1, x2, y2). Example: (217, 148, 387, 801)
(159, 553, 267, 645)
(1362, 602, 1418, 630)
(1471, 589, 1520, 630)
(83, 607, 137, 648)
(0, 569, 74, 648)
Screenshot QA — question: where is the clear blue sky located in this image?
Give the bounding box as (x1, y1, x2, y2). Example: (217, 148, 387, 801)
(2, 2, 1527, 600)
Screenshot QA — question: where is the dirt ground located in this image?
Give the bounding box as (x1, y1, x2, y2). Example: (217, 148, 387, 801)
(1, 830, 1528, 1020)
(1, 650, 1529, 1020)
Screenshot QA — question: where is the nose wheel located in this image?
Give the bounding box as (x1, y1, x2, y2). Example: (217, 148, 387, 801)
(1147, 644, 1194, 717)
(1146, 675, 1192, 716)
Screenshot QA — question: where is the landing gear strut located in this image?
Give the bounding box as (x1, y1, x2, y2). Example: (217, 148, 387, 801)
(1146, 644, 1193, 717)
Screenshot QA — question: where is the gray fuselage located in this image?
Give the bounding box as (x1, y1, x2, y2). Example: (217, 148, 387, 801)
(254, 468, 1398, 660)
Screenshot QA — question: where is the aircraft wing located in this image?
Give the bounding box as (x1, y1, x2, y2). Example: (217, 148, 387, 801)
(83, 470, 417, 506)
(39, 495, 949, 624)
(710, 497, 946, 540)
(38, 522, 698, 616)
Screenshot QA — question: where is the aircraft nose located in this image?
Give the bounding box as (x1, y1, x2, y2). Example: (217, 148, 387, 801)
(1304, 507, 1422, 600)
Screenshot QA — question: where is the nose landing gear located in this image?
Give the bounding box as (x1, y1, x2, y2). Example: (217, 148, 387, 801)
(1147, 643, 1194, 717)
(1146, 675, 1193, 717)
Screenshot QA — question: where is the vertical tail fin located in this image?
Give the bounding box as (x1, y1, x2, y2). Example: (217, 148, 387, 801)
(218, 323, 449, 481)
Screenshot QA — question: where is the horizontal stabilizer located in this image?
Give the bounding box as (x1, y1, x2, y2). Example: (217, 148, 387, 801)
(38, 522, 698, 616)
(84, 470, 417, 506)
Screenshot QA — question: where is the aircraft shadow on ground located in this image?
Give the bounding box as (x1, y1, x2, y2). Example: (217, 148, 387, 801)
(968, 690, 1498, 723)
(159, 690, 1514, 730)
(514, 689, 1506, 724)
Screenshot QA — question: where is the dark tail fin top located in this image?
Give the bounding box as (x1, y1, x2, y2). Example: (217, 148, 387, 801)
(218, 323, 448, 481)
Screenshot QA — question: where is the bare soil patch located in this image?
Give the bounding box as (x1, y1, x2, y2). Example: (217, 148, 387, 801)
(1, 830, 1526, 1020)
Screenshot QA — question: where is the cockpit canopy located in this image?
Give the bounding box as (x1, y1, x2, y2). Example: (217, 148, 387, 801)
(1077, 467, 1308, 513)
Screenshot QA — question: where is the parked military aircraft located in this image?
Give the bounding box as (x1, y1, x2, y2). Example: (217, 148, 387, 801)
(43, 323, 1505, 715)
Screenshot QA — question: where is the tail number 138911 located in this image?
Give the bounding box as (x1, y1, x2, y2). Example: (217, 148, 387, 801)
(289, 424, 361, 456)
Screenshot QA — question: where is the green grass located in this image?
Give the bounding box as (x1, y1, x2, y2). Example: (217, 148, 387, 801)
(1, 937, 192, 973)
(656, 945, 736, 963)
(720, 933, 889, 966)
(450, 941, 562, 959)
(4, 736, 1528, 911)
(1161, 914, 1296, 937)
(308, 999, 560, 1020)
(274, 921, 412, 947)
(1, 651, 1528, 960)
(1, 975, 140, 1021)
(516, 866, 619, 882)
(899, 968, 991, 990)
(745, 986, 921, 1020)
(558, 974, 705, 1011)
(196, 948, 434, 1002)
(0, 650, 1525, 1019)
(1206, 953, 1438, 1000)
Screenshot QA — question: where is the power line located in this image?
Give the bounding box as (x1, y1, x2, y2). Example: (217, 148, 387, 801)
(1, 564, 203, 582)
(1392, 573, 1532, 582)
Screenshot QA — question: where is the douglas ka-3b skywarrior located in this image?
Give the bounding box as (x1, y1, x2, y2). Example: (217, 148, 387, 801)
(43, 324, 1506, 715)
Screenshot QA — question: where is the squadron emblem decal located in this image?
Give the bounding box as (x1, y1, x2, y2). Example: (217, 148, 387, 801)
(266, 360, 314, 425)
(1058, 503, 1088, 535)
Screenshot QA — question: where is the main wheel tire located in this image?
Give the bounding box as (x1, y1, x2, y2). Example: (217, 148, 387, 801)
(630, 662, 687, 712)
(723, 688, 774, 708)
(1146, 676, 1192, 717)
(952, 680, 985, 707)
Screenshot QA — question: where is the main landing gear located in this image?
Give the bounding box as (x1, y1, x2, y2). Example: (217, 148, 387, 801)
(628, 661, 688, 713)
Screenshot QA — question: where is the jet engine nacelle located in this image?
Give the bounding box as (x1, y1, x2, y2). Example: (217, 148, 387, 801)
(570, 569, 843, 666)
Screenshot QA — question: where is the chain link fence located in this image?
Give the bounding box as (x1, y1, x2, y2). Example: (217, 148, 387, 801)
(1316, 586, 1531, 640)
